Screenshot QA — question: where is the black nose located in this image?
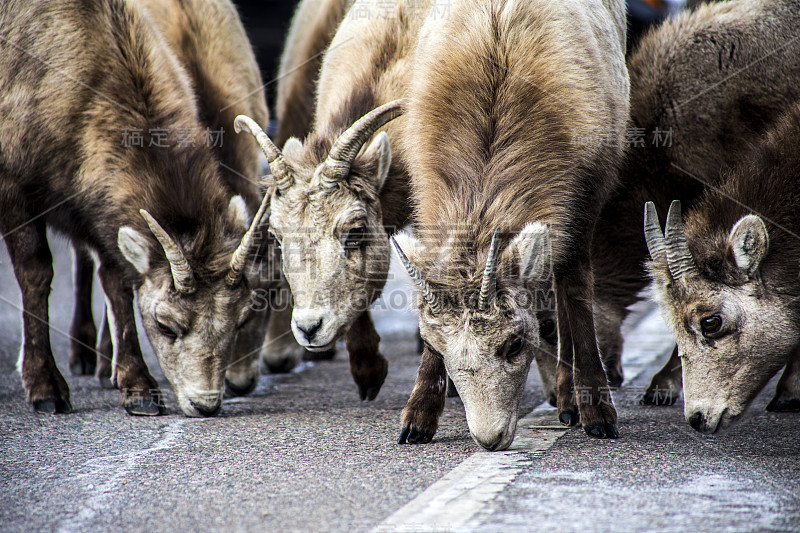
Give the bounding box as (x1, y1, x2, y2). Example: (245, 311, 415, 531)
(296, 319, 323, 341)
(688, 411, 704, 431)
(191, 400, 221, 417)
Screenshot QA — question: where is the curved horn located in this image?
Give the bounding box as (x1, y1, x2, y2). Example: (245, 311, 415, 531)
(477, 228, 501, 311)
(664, 200, 698, 280)
(234, 115, 293, 190)
(226, 193, 271, 288)
(643, 202, 666, 263)
(319, 99, 405, 188)
(139, 210, 196, 294)
(391, 237, 442, 315)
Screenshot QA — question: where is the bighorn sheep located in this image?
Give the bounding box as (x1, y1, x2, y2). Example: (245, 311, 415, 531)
(645, 100, 800, 432)
(0, 0, 274, 416)
(237, 0, 433, 400)
(67, 0, 275, 397)
(258, 0, 353, 370)
(393, 0, 629, 449)
(585, 0, 800, 406)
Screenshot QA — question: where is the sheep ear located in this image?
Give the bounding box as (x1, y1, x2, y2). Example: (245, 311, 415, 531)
(118, 226, 151, 274)
(504, 222, 552, 282)
(282, 137, 303, 160)
(392, 231, 423, 264)
(227, 195, 251, 231)
(727, 215, 769, 277)
(362, 131, 391, 191)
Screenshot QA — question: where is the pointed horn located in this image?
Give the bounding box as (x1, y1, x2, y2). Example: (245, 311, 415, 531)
(643, 202, 667, 263)
(477, 228, 501, 311)
(319, 99, 405, 188)
(391, 237, 442, 315)
(139, 210, 196, 294)
(234, 115, 293, 190)
(664, 200, 698, 280)
(226, 192, 271, 288)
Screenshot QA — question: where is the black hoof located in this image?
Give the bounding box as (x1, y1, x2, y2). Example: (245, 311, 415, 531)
(584, 422, 619, 439)
(124, 399, 165, 416)
(264, 359, 296, 374)
(559, 410, 579, 426)
(358, 383, 382, 402)
(33, 398, 73, 414)
(398, 426, 433, 444)
(302, 349, 336, 362)
(606, 370, 624, 389)
(70, 361, 96, 376)
(766, 397, 800, 412)
(98, 376, 114, 390)
(225, 377, 258, 397)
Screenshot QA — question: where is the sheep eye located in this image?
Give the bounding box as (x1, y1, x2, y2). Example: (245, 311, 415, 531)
(539, 318, 556, 340)
(156, 320, 178, 339)
(504, 336, 524, 361)
(700, 315, 723, 337)
(344, 226, 367, 249)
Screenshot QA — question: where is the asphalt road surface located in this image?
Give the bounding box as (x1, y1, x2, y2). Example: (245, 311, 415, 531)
(1, 233, 798, 532)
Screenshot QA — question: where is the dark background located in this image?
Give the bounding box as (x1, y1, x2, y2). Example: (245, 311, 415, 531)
(235, 0, 298, 110)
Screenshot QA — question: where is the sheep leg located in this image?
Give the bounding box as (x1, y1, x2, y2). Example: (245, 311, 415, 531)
(767, 351, 800, 412)
(95, 310, 114, 389)
(68, 246, 98, 376)
(345, 310, 388, 401)
(97, 265, 164, 415)
(398, 345, 446, 444)
(3, 219, 71, 413)
(555, 261, 618, 438)
(640, 345, 682, 406)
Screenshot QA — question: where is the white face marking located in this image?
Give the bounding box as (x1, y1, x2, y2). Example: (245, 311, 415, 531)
(651, 269, 798, 433)
(401, 223, 553, 450)
(117, 210, 270, 417)
(268, 138, 391, 350)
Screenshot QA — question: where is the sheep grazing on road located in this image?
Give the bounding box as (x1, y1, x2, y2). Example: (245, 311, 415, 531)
(255, 0, 353, 372)
(586, 0, 800, 405)
(392, 0, 630, 449)
(237, 0, 435, 401)
(67, 0, 276, 399)
(645, 101, 800, 432)
(0, 0, 274, 417)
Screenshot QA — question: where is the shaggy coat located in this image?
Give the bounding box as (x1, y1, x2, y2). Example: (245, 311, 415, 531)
(397, 0, 629, 447)
(275, 0, 353, 147)
(0, 0, 269, 415)
(583, 0, 800, 401)
(647, 100, 800, 431)
(68, 0, 272, 395)
(257, 0, 434, 400)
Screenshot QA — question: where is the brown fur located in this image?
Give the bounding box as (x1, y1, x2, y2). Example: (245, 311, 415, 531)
(399, 0, 629, 443)
(586, 0, 800, 398)
(0, 0, 268, 414)
(275, 0, 352, 147)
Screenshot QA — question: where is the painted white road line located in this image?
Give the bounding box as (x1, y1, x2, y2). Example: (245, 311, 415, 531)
(374, 405, 565, 533)
(374, 305, 673, 533)
(56, 420, 187, 533)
